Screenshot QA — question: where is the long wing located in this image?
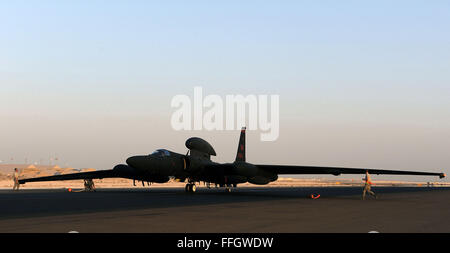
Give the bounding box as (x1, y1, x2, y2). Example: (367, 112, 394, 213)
(256, 165, 446, 178)
(19, 169, 119, 184)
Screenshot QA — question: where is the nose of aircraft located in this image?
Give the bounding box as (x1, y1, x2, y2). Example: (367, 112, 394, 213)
(126, 154, 160, 170)
(126, 156, 146, 168)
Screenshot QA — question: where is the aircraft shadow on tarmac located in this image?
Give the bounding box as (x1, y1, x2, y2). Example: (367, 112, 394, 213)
(1, 187, 449, 220)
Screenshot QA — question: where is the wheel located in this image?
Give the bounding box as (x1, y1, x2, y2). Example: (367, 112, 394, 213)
(191, 184, 197, 193)
(225, 188, 231, 193)
(185, 184, 190, 192)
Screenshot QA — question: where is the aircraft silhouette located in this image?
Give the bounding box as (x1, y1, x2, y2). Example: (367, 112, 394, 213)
(19, 127, 445, 192)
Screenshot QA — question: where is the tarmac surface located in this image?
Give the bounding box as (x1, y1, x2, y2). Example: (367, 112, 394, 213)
(1, 186, 449, 233)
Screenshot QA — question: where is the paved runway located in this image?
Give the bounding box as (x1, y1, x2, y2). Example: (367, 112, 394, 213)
(1, 186, 449, 233)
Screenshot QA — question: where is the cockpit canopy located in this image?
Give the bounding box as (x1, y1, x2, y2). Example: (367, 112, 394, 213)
(150, 149, 171, 157)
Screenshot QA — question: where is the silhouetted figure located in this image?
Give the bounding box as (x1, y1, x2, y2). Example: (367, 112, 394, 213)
(83, 179, 96, 192)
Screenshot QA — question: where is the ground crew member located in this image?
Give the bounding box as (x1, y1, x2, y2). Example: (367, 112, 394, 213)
(13, 168, 20, 191)
(83, 179, 96, 192)
(362, 171, 377, 200)
(88, 179, 96, 191)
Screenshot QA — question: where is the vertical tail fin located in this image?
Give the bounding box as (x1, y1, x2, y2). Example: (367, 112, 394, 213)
(235, 127, 246, 162)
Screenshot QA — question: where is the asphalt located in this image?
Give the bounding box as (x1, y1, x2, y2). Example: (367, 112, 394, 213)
(1, 186, 449, 233)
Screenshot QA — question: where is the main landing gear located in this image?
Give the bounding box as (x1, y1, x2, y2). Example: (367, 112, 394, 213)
(185, 183, 197, 193)
(221, 183, 236, 193)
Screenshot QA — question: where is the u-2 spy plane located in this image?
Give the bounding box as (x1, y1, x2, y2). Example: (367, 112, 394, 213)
(19, 127, 446, 192)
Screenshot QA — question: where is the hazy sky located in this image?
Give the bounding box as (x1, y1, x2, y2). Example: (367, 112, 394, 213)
(1, 1, 449, 181)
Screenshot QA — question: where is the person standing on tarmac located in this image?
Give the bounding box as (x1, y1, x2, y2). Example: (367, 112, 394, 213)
(83, 179, 96, 192)
(12, 168, 20, 191)
(362, 171, 377, 200)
